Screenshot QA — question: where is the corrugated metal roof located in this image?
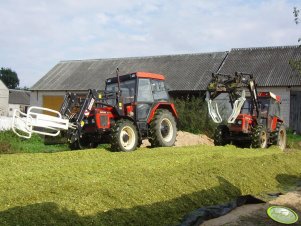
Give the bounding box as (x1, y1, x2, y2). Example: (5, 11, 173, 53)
(31, 52, 228, 91)
(9, 90, 30, 105)
(218, 45, 301, 87)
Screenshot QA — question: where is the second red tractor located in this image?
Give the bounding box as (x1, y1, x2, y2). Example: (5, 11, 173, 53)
(206, 72, 286, 150)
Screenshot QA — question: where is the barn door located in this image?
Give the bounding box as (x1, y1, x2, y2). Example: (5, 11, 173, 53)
(290, 91, 301, 134)
(43, 96, 64, 116)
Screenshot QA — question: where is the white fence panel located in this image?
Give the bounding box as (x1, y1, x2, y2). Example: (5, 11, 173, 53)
(0, 117, 12, 131)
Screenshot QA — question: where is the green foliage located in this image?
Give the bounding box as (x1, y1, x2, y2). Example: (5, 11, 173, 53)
(287, 130, 301, 149)
(290, 7, 301, 75)
(294, 7, 300, 25)
(173, 96, 216, 136)
(0, 146, 300, 225)
(0, 67, 19, 89)
(289, 59, 301, 75)
(0, 131, 68, 154)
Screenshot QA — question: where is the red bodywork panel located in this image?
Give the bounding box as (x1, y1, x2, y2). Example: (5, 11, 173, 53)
(258, 92, 281, 102)
(229, 114, 253, 133)
(147, 103, 178, 123)
(85, 107, 117, 132)
(229, 114, 283, 133)
(95, 107, 116, 129)
(271, 117, 278, 131)
(135, 72, 165, 80)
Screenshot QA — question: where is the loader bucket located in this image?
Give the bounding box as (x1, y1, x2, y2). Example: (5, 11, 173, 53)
(227, 90, 246, 123)
(206, 90, 246, 124)
(206, 99, 223, 123)
(12, 106, 71, 139)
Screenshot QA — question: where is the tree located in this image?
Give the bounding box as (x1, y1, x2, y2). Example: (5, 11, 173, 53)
(289, 7, 301, 74)
(293, 7, 300, 42)
(0, 67, 19, 89)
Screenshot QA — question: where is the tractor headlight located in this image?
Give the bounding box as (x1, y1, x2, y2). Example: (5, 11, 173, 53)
(236, 120, 242, 125)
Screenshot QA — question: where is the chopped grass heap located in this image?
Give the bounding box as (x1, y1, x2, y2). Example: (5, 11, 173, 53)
(0, 143, 301, 225)
(0, 131, 68, 154)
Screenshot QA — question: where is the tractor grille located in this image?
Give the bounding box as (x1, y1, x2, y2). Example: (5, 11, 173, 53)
(100, 115, 108, 127)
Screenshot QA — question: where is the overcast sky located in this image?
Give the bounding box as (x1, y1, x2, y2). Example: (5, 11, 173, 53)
(0, 0, 300, 87)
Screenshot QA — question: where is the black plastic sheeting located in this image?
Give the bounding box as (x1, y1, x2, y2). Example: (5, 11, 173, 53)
(178, 195, 265, 226)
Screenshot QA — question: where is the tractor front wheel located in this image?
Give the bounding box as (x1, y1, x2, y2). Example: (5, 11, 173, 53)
(111, 119, 138, 152)
(251, 125, 268, 149)
(214, 125, 230, 146)
(277, 124, 287, 150)
(69, 136, 98, 150)
(149, 109, 177, 147)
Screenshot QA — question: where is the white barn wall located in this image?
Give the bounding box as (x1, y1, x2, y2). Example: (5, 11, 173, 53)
(0, 81, 9, 116)
(8, 104, 21, 117)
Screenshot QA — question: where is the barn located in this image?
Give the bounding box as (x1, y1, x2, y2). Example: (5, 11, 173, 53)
(0, 80, 9, 116)
(30, 45, 301, 133)
(30, 52, 227, 110)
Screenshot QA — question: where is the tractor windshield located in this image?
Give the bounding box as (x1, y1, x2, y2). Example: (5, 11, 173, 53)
(105, 79, 136, 104)
(240, 98, 253, 114)
(240, 97, 271, 117)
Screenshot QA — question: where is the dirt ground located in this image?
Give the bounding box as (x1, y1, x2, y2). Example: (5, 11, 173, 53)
(141, 131, 214, 147)
(202, 189, 301, 226)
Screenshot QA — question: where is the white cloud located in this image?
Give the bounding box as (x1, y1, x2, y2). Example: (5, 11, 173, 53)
(0, 0, 300, 87)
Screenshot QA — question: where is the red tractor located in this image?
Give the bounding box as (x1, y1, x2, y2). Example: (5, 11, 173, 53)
(206, 72, 286, 150)
(59, 70, 178, 151)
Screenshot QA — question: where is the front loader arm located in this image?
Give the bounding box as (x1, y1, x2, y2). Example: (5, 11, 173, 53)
(206, 72, 248, 124)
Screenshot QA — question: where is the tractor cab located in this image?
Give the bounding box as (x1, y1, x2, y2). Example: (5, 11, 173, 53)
(257, 92, 282, 131)
(105, 72, 170, 122)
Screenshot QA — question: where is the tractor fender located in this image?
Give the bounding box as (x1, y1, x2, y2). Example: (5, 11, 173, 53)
(117, 115, 141, 132)
(117, 115, 143, 143)
(147, 103, 178, 124)
(118, 115, 137, 125)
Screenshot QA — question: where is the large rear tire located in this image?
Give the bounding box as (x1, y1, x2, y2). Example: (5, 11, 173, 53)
(277, 124, 287, 150)
(251, 125, 268, 149)
(149, 109, 177, 147)
(214, 125, 230, 146)
(111, 119, 138, 152)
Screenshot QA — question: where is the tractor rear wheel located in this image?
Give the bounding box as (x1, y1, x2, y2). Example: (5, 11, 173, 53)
(149, 109, 177, 147)
(251, 125, 268, 149)
(111, 119, 138, 152)
(214, 125, 230, 146)
(277, 124, 287, 150)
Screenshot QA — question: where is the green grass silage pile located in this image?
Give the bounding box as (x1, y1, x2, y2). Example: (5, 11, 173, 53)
(0, 145, 301, 225)
(0, 131, 68, 154)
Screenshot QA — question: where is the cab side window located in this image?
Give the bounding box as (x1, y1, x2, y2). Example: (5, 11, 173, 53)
(151, 80, 169, 101)
(137, 79, 153, 102)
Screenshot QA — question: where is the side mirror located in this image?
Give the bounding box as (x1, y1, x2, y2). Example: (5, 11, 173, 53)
(151, 83, 156, 92)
